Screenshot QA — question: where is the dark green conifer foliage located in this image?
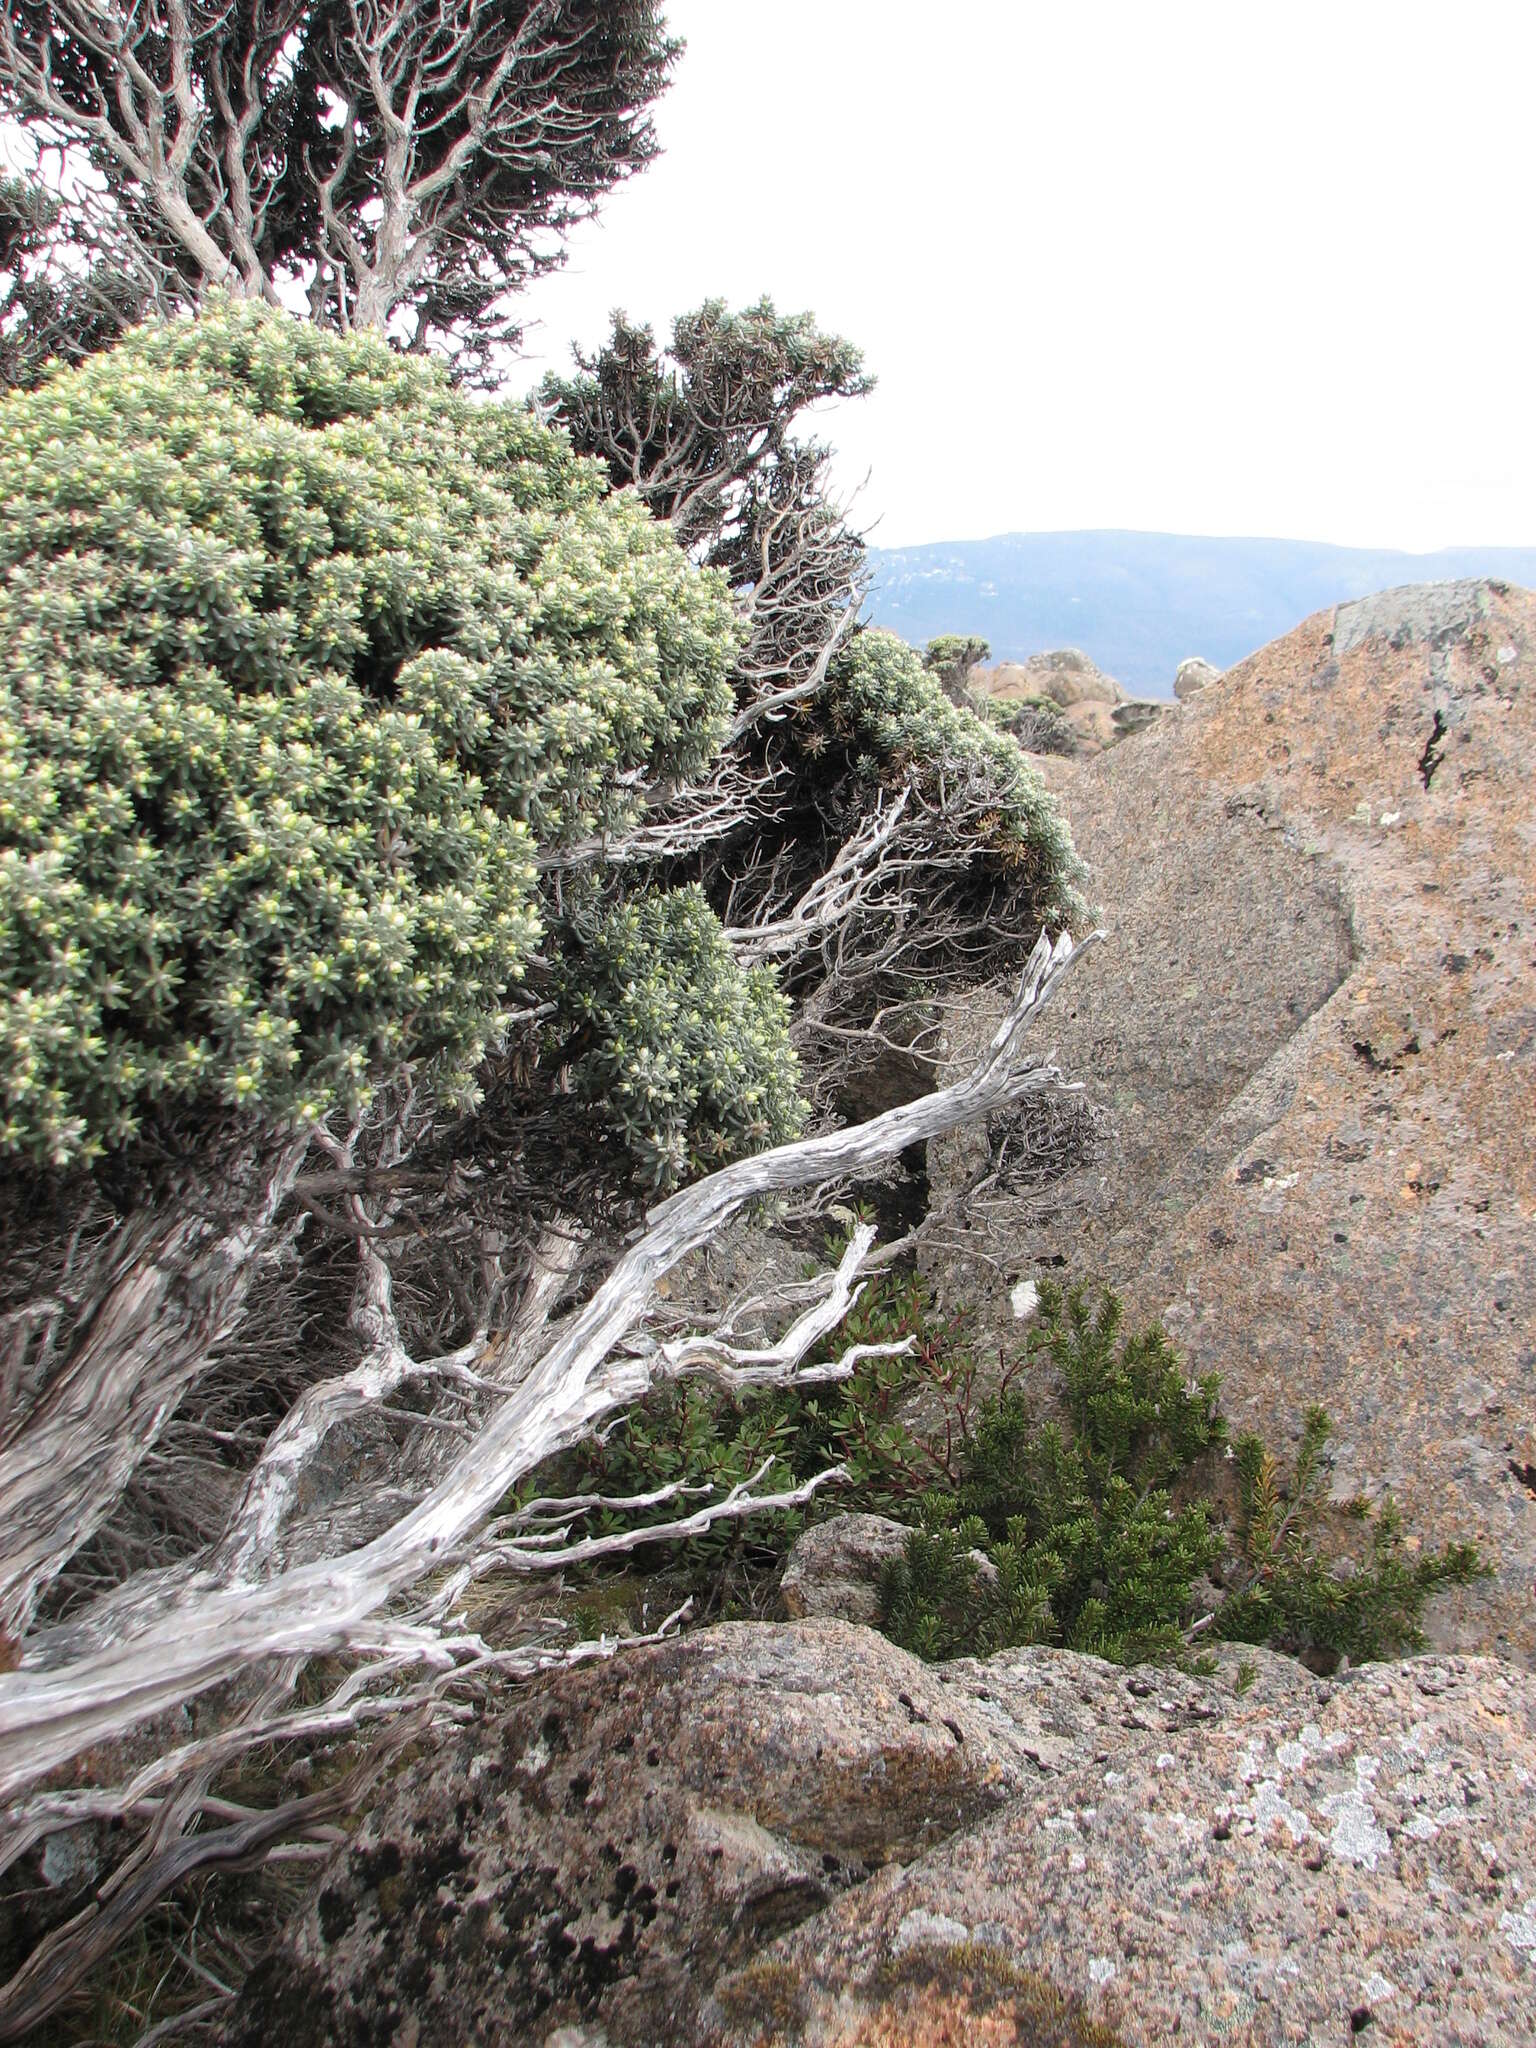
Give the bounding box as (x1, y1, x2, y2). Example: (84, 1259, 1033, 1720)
(1216, 1407, 1485, 1664)
(880, 1286, 1226, 1664)
(549, 1275, 1485, 1670)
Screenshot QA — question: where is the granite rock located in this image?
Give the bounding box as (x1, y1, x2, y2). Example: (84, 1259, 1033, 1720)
(1174, 655, 1223, 699)
(220, 1620, 1047, 2048)
(929, 578, 1536, 1661)
(778, 1513, 911, 1627)
(224, 1623, 1536, 2047)
(710, 1651, 1536, 2047)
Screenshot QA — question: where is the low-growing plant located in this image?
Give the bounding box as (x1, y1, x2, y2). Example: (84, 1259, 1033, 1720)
(537, 1271, 1486, 1669)
(1216, 1405, 1484, 1665)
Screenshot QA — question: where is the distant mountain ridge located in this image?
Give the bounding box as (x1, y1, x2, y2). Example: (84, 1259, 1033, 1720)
(865, 530, 1536, 695)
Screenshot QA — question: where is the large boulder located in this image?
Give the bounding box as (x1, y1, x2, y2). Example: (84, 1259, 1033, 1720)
(708, 1650, 1536, 2047)
(992, 648, 1123, 711)
(224, 1621, 1536, 2047)
(221, 1620, 1066, 2048)
(929, 579, 1536, 1662)
(1174, 654, 1223, 699)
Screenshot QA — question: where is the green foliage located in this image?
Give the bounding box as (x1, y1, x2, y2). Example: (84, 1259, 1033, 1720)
(540, 1272, 1484, 1672)
(1216, 1407, 1486, 1663)
(829, 629, 1086, 920)
(880, 1286, 1225, 1664)
(0, 300, 741, 1164)
(922, 633, 990, 700)
(923, 634, 991, 672)
(545, 1263, 955, 1604)
(541, 297, 873, 542)
(984, 692, 1078, 757)
(551, 884, 803, 1188)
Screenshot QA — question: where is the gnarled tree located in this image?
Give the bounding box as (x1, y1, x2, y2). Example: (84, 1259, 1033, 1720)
(546, 304, 1084, 1107)
(0, 302, 1091, 2033)
(0, 0, 676, 383)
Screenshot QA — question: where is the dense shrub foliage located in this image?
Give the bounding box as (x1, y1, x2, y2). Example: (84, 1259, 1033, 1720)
(881, 1288, 1226, 1664)
(0, 302, 743, 1164)
(552, 886, 803, 1187)
(982, 692, 1079, 757)
(550, 1274, 1482, 1667)
(829, 630, 1084, 920)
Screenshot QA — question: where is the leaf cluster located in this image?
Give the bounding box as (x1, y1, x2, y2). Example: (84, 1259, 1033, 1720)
(828, 629, 1086, 916)
(550, 883, 803, 1189)
(1217, 1408, 1486, 1664)
(922, 634, 991, 702)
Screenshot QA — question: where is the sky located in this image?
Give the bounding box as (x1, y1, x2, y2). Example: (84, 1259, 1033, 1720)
(509, 0, 1536, 554)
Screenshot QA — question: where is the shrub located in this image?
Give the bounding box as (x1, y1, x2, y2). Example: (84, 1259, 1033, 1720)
(543, 1273, 1485, 1667)
(879, 1284, 1484, 1668)
(880, 1287, 1225, 1663)
(551, 884, 803, 1188)
(985, 693, 1078, 757)
(921, 633, 990, 704)
(1217, 1407, 1485, 1665)
(828, 630, 1085, 920)
(0, 301, 741, 1164)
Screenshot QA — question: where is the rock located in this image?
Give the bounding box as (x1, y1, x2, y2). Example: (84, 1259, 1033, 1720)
(779, 1513, 910, 1627)
(230, 1624, 1536, 2047)
(928, 578, 1536, 1662)
(1001, 648, 1123, 710)
(1174, 654, 1222, 698)
(221, 1620, 1049, 2048)
(710, 1651, 1536, 2047)
(973, 650, 1175, 758)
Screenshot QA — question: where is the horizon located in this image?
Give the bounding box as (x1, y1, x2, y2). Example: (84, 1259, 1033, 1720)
(871, 524, 1536, 557)
(510, 0, 1536, 556)
(861, 527, 1536, 694)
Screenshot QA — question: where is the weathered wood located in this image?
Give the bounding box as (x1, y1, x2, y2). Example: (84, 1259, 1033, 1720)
(0, 929, 1093, 1805)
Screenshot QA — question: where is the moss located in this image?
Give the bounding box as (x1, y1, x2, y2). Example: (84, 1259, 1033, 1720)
(711, 1958, 811, 2043)
(856, 1940, 1127, 2046)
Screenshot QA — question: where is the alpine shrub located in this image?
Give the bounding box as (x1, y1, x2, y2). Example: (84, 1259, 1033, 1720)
(539, 1272, 1485, 1668)
(0, 301, 741, 1164)
(828, 630, 1085, 918)
(551, 884, 803, 1187)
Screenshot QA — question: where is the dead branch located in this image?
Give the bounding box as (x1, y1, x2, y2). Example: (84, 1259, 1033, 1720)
(0, 926, 1094, 1804)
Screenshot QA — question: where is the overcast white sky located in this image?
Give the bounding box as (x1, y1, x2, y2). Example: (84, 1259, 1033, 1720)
(510, 0, 1536, 553)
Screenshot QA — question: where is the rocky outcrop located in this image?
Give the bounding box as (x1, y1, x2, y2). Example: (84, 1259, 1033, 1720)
(1174, 654, 1222, 698)
(710, 1648, 1536, 2047)
(930, 578, 1536, 1662)
(225, 1620, 1536, 2046)
(223, 581, 1536, 2048)
(222, 1621, 1049, 2048)
(975, 648, 1175, 756)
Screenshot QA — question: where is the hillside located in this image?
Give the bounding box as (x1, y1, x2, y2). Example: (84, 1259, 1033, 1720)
(867, 529, 1536, 693)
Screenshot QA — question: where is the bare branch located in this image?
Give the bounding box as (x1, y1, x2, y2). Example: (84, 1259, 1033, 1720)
(0, 927, 1094, 1802)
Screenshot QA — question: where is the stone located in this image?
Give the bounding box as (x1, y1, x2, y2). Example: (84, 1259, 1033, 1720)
(228, 1625, 1536, 2047)
(973, 650, 1175, 758)
(1174, 654, 1223, 699)
(220, 1620, 1048, 2048)
(712, 1651, 1536, 2047)
(927, 578, 1536, 1662)
(778, 1513, 910, 1626)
